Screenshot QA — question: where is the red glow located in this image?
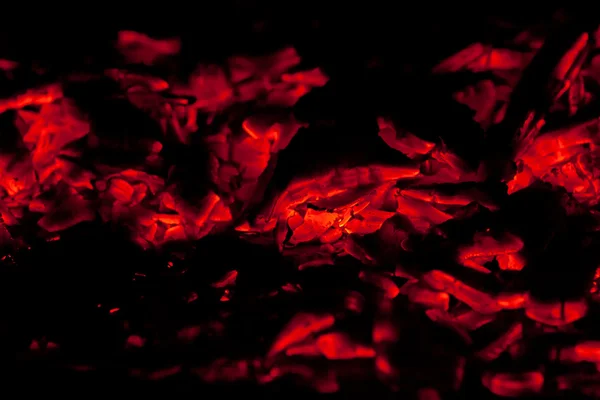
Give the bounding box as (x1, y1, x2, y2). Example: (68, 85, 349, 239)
(3, 16, 600, 396)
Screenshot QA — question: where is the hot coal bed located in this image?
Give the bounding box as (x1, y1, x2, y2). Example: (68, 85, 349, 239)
(2, 6, 600, 398)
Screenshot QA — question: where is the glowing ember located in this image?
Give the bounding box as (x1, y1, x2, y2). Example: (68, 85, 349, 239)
(3, 10, 600, 397)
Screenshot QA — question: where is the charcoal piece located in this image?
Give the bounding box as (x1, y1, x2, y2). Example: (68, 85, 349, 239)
(484, 19, 598, 180)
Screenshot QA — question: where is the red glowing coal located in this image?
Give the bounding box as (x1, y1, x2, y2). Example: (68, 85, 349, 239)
(2, 13, 600, 398)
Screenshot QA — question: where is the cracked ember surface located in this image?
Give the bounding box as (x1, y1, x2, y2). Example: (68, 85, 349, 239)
(3, 7, 600, 398)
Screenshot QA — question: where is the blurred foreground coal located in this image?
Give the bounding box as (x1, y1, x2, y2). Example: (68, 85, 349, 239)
(1, 6, 600, 398)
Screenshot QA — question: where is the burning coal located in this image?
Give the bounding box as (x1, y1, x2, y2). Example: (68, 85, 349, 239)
(3, 13, 600, 398)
